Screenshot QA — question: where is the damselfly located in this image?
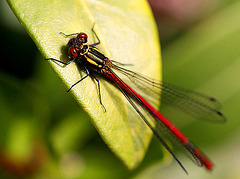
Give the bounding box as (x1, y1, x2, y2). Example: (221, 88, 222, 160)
(46, 27, 225, 174)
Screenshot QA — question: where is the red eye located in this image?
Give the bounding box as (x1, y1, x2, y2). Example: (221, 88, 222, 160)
(77, 32, 88, 43)
(78, 32, 88, 39)
(69, 47, 79, 57)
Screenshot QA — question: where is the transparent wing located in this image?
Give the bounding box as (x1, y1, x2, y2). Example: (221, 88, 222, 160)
(106, 69, 204, 173)
(112, 65, 226, 123)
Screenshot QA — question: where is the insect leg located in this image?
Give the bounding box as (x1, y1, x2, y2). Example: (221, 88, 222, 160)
(46, 57, 75, 65)
(90, 23, 101, 46)
(91, 73, 106, 112)
(67, 65, 90, 92)
(59, 32, 79, 37)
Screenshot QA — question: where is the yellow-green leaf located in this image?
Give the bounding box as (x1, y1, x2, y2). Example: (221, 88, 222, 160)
(7, 0, 161, 169)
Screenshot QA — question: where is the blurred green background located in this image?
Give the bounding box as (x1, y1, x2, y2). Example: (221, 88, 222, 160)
(1, 0, 240, 178)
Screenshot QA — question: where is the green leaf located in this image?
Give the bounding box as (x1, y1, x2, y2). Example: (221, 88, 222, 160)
(7, 0, 161, 169)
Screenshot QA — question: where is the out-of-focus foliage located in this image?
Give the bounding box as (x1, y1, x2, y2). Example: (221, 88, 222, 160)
(0, 0, 240, 178)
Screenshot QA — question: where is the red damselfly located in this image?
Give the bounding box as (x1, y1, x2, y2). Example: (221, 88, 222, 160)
(46, 28, 225, 174)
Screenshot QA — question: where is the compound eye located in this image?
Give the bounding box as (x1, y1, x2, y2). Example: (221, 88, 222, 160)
(77, 32, 88, 43)
(69, 47, 79, 57)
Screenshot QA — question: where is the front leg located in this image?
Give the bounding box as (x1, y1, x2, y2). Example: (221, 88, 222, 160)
(59, 32, 79, 37)
(45, 57, 75, 65)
